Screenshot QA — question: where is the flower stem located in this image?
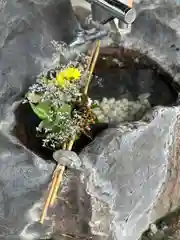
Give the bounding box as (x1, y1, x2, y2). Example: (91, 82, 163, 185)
(83, 40, 101, 95)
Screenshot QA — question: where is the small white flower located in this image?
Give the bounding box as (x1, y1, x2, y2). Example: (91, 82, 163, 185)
(87, 97, 92, 107)
(27, 92, 41, 103)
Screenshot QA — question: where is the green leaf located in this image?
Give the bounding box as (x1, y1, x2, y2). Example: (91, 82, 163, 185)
(30, 102, 50, 120)
(25, 92, 29, 98)
(57, 104, 72, 114)
(40, 119, 53, 130)
(39, 75, 48, 83)
(26, 92, 41, 103)
(75, 134, 80, 141)
(94, 114, 99, 123)
(91, 103, 99, 109)
(54, 104, 72, 125)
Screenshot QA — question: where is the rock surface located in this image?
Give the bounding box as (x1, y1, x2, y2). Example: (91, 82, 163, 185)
(123, 0, 180, 84)
(0, 1, 79, 239)
(0, 0, 180, 240)
(78, 106, 180, 240)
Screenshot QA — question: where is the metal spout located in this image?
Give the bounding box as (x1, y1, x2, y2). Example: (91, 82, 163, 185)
(69, 0, 136, 48)
(69, 28, 108, 47)
(87, 0, 136, 25)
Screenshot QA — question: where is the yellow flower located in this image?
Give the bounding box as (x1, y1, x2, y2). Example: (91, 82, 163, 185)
(56, 72, 66, 87)
(62, 67, 81, 80)
(56, 67, 81, 88)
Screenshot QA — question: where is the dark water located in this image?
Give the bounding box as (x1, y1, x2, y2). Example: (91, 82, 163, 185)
(13, 47, 179, 164)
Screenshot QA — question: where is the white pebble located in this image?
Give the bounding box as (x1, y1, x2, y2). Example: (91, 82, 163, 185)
(102, 97, 108, 104)
(108, 98, 115, 105)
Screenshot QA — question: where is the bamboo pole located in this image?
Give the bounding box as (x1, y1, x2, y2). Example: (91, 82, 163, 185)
(39, 40, 100, 224)
(49, 139, 74, 206)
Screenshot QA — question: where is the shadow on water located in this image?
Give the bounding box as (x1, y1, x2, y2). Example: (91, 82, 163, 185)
(89, 47, 179, 106)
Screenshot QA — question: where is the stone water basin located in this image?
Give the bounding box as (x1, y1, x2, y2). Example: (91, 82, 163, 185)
(13, 46, 180, 240)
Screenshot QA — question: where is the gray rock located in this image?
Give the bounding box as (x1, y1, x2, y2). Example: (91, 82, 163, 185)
(122, 0, 180, 84)
(53, 150, 82, 170)
(1, 0, 180, 239)
(0, 0, 81, 239)
(79, 106, 180, 240)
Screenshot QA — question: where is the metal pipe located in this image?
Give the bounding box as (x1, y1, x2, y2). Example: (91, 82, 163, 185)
(69, 29, 108, 47)
(86, 0, 136, 24)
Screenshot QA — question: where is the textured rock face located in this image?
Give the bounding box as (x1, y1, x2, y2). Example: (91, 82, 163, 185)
(79, 106, 180, 240)
(0, 0, 180, 240)
(73, 2, 180, 238)
(0, 1, 80, 239)
(123, 0, 180, 84)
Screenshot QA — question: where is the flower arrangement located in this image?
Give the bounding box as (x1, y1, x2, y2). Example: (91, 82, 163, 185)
(23, 40, 101, 223)
(24, 46, 99, 150)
